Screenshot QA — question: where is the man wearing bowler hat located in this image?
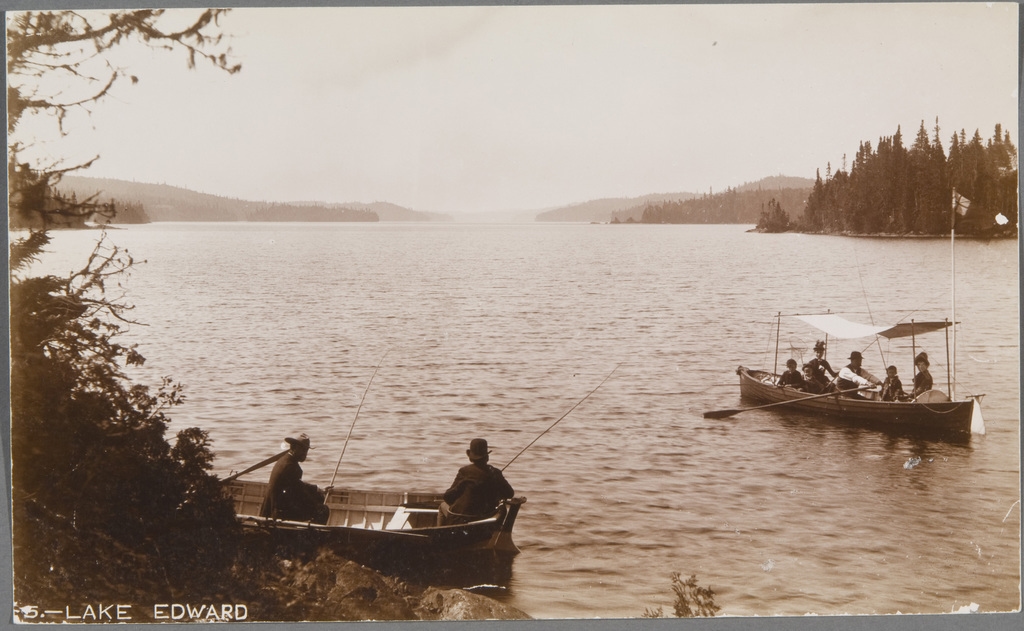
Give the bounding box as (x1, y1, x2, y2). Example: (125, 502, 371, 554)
(439, 438, 514, 525)
(836, 350, 882, 398)
(260, 433, 329, 523)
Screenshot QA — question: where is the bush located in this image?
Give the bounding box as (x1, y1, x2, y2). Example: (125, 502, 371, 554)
(642, 572, 721, 618)
(10, 231, 241, 605)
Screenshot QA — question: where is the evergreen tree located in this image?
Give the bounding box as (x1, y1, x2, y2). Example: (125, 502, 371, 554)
(798, 121, 1016, 237)
(755, 198, 791, 233)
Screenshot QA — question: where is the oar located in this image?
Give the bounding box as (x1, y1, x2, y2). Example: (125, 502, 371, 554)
(221, 449, 289, 484)
(703, 385, 874, 419)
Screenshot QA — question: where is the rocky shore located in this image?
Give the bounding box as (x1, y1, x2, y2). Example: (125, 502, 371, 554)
(253, 550, 531, 622)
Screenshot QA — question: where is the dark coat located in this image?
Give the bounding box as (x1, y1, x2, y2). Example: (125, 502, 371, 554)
(913, 369, 933, 398)
(443, 461, 514, 518)
(805, 356, 837, 385)
(778, 368, 806, 390)
(260, 453, 322, 521)
(881, 375, 907, 402)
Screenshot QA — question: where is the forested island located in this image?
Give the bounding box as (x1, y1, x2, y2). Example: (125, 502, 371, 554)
(798, 122, 1017, 237)
(636, 121, 1017, 238)
(615, 183, 811, 225)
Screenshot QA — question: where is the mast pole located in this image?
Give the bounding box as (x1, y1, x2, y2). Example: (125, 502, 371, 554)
(773, 312, 781, 379)
(951, 208, 957, 400)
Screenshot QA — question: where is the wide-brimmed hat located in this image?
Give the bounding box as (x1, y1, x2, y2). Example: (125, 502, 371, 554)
(849, 351, 863, 361)
(915, 352, 930, 366)
(814, 340, 826, 352)
(285, 433, 312, 451)
(467, 438, 491, 460)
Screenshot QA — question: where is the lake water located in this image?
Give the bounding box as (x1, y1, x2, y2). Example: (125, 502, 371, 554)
(24, 222, 1020, 618)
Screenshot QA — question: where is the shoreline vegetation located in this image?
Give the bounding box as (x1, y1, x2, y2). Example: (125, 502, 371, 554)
(46, 119, 1018, 239)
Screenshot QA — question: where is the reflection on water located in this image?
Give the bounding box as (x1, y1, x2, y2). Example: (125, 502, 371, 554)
(25, 223, 1020, 618)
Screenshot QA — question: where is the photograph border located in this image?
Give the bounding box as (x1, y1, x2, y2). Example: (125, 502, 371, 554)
(3, 1, 1021, 629)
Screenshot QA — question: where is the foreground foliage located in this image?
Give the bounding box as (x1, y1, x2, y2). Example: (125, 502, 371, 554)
(642, 573, 721, 618)
(8, 8, 245, 608)
(10, 230, 244, 605)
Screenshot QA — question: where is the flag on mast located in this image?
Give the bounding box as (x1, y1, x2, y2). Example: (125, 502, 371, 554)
(952, 188, 971, 228)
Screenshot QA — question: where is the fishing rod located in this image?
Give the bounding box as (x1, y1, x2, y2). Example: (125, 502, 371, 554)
(324, 350, 389, 503)
(502, 363, 621, 472)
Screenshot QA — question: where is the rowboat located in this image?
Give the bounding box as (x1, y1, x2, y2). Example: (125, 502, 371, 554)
(727, 313, 985, 436)
(225, 479, 525, 557)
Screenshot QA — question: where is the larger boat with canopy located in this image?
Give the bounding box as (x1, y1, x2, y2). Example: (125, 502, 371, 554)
(716, 190, 988, 436)
(724, 312, 985, 436)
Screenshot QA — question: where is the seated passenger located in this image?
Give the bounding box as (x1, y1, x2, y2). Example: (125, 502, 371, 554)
(260, 433, 330, 524)
(805, 340, 838, 392)
(777, 358, 806, 390)
(438, 438, 514, 526)
(836, 351, 882, 398)
(801, 364, 823, 394)
(912, 352, 934, 399)
(880, 365, 909, 402)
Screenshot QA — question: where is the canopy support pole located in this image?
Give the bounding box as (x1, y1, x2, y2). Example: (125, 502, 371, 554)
(944, 319, 952, 399)
(910, 321, 917, 386)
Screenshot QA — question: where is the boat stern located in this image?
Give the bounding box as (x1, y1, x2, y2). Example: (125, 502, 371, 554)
(969, 396, 986, 435)
(486, 497, 526, 554)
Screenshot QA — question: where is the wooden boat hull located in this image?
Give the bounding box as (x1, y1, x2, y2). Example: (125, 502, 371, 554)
(226, 480, 524, 556)
(736, 366, 977, 434)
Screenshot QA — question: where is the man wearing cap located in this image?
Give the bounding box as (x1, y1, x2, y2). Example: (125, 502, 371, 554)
(836, 351, 882, 398)
(260, 433, 329, 523)
(438, 438, 514, 526)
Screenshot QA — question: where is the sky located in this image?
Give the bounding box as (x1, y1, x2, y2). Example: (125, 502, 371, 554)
(8, 2, 1020, 214)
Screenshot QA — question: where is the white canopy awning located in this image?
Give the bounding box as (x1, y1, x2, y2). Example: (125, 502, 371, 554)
(793, 314, 951, 340)
(793, 314, 889, 339)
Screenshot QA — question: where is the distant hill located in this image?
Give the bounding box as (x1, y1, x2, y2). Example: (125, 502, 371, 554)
(59, 176, 254, 222)
(535, 191, 700, 223)
(249, 204, 378, 222)
(57, 176, 448, 223)
(734, 175, 815, 192)
(535, 177, 815, 223)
